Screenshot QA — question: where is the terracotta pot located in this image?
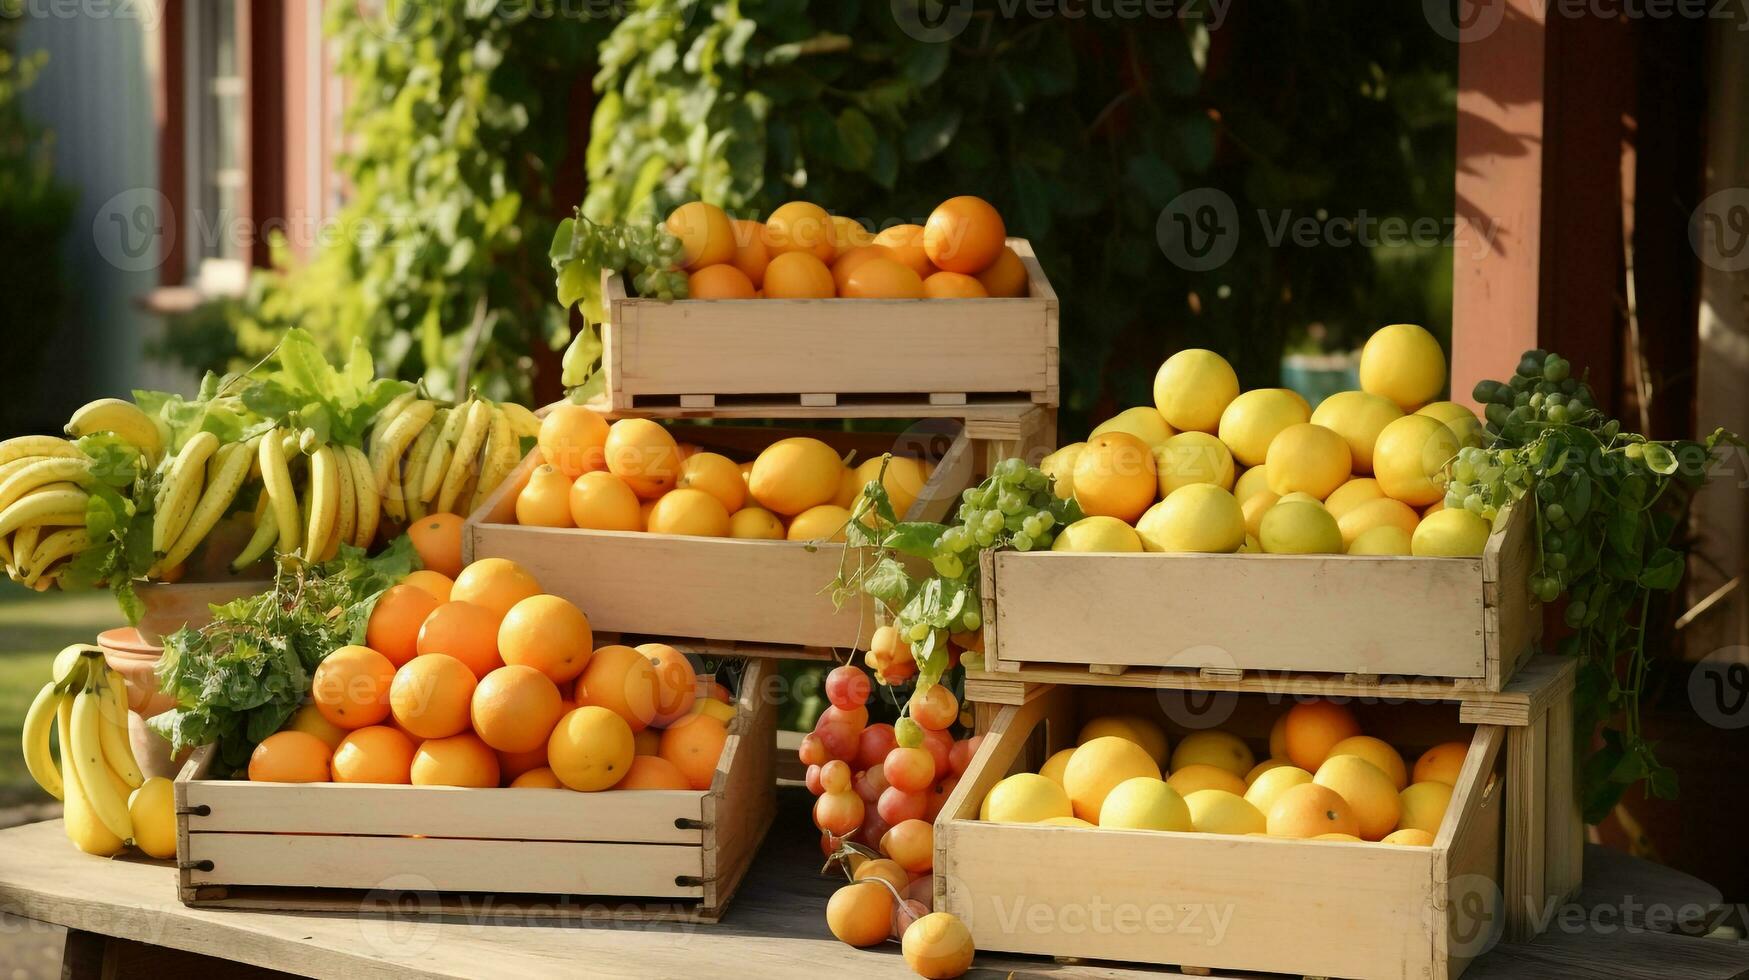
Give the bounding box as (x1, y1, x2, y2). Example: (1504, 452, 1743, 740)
(129, 710, 191, 781)
(134, 579, 261, 645)
(97, 627, 177, 718)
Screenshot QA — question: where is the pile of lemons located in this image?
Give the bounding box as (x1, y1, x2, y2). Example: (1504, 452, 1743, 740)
(1044, 324, 1493, 558)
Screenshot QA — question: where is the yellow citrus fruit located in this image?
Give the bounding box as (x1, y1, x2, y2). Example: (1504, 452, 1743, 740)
(1097, 777, 1192, 831)
(538, 403, 609, 479)
(604, 418, 682, 500)
(762, 251, 836, 298)
(1259, 499, 1342, 554)
(1282, 701, 1362, 772)
(1166, 764, 1247, 798)
(647, 488, 732, 537)
(1243, 765, 1313, 814)
(1360, 323, 1447, 411)
(1136, 484, 1244, 554)
(1398, 781, 1454, 834)
(1240, 490, 1279, 539)
(787, 504, 850, 542)
(401, 569, 454, 603)
(1218, 389, 1311, 467)
(728, 506, 786, 539)
(1278, 491, 1322, 507)
(1071, 432, 1157, 524)
(568, 471, 642, 531)
(1241, 533, 1260, 553)
(976, 244, 1028, 297)
(729, 219, 769, 287)
(1038, 815, 1095, 828)
(1153, 431, 1235, 496)
(1039, 442, 1083, 500)
(1310, 391, 1404, 474)
(687, 263, 756, 299)
(1153, 349, 1240, 433)
(1324, 477, 1386, 520)
(1169, 731, 1255, 778)
(830, 214, 876, 249)
(1416, 400, 1485, 448)
(548, 705, 636, 791)
(1372, 414, 1459, 507)
(1039, 747, 1076, 786)
(1063, 736, 1162, 822)
(853, 455, 932, 519)
(127, 777, 178, 858)
(1265, 423, 1352, 500)
(1424, 500, 1446, 517)
(1266, 783, 1359, 839)
(984, 772, 1073, 823)
(287, 701, 349, 750)
(923, 195, 1007, 274)
(1381, 828, 1435, 846)
(676, 452, 747, 513)
(1411, 507, 1491, 557)
(1314, 755, 1401, 841)
(1091, 406, 1175, 449)
(872, 223, 936, 279)
(1336, 496, 1421, 549)
(515, 464, 574, 528)
(1232, 465, 1271, 504)
(1315, 833, 1363, 842)
(750, 436, 843, 516)
(1185, 789, 1266, 835)
(1050, 515, 1143, 552)
(764, 201, 836, 263)
(902, 912, 976, 980)
(1349, 525, 1412, 555)
(1244, 758, 1292, 786)
(1077, 715, 1170, 765)
(1413, 742, 1469, 785)
(1327, 735, 1408, 790)
(922, 271, 988, 298)
(665, 201, 736, 270)
(841, 257, 925, 299)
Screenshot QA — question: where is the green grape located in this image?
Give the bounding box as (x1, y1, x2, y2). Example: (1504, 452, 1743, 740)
(959, 652, 985, 672)
(981, 511, 1005, 534)
(961, 610, 982, 631)
(895, 717, 925, 749)
(932, 554, 965, 578)
(907, 622, 931, 643)
(1012, 532, 1035, 552)
(973, 528, 995, 548)
(1032, 511, 1055, 532)
(998, 490, 1026, 515)
(1021, 515, 1045, 538)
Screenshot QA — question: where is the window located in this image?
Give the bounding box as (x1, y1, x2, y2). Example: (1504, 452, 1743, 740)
(183, 0, 246, 291)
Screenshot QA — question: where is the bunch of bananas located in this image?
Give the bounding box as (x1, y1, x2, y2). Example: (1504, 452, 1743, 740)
(0, 399, 137, 588)
(21, 645, 174, 858)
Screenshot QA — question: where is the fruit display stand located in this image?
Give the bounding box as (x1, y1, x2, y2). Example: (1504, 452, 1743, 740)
(596, 238, 1057, 412)
(976, 500, 1539, 693)
(942, 655, 1583, 978)
(174, 655, 777, 923)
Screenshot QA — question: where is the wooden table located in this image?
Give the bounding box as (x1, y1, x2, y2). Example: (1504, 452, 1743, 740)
(2, 790, 1746, 979)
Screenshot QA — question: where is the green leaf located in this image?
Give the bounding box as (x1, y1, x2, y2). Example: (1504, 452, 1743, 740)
(882, 521, 946, 560)
(902, 107, 961, 163)
(1638, 548, 1685, 590)
(557, 260, 594, 310)
(1640, 443, 1678, 475)
(835, 108, 877, 172)
(550, 217, 578, 265)
(861, 556, 913, 606)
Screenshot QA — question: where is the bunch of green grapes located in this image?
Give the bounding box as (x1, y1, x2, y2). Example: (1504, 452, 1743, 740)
(561, 216, 690, 299)
(1471, 350, 1612, 442)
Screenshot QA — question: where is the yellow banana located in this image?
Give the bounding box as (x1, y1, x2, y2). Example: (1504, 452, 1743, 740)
(65, 398, 163, 463)
(0, 435, 83, 467)
(70, 675, 132, 842)
(23, 528, 88, 587)
(161, 437, 256, 571)
(231, 503, 278, 571)
(58, 694, 123, 856)
(419, 406, 465, 503)
(0, 485, 89, 538)
(470, 407, 518, 513)
(304, 445, 340, 561)
(11, 524, 39, 578)
(0, 533, 12, 571)
(0, 456, 92, 515)
(437, 400, 492, 514)
(152, 431, 219, 555)
(344, 444, 379, 548)
(21, 681, 63, 800)
(402, 418, 439, 522)
(332, 443, 357, 555)
(97, 669, 143, 789)
(372, 400, 435, 522)
(258, 430, 301, 555)
(369, 390, 420, 454)
(499, 401, 543, 440)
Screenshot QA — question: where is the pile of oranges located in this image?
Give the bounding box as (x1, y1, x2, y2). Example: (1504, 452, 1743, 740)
(514, 403, 935, 540)
(247, 555, 737, 791)
(663, 196, 1029, 301)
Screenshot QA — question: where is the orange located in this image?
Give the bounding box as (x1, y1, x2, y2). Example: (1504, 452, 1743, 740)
(923, 196, 1006, 273)
(873, 224, 936, 279)
(415, 601, 504, 678)
(389, 653, 477, 739)
(975, 245, 1028, 297)
(515, 463, 575, 527)
(408, 513, 464, 578)
(569, 470, 642, 531)
(411, 733, 500, 788)
(1071, 432, 1158, 523)
(330, 726, 415, 784)
(761, 251, 835, 298)
(1413, 742, 1469, 786)
(640, 643, 698, 726)
(471, 665, 564, 753)
(659, 713, 728, 790)
(510, 767, 562, 788)
(749, 436, 844, 516)
(830, 214, 876, 250)
(402, 569, 455, 603)
(665, 201, 736, 270)
(1268, 713, 1289, 760)
(686, 263, 756, 299)
(633, 727, 662, 757)
(1399, 781, 1454, 834)
(247, 731, 332, 783)
(498, 743, 550, 783)
(614, 754, 692, 790)
(311, 645, 396, 730)
(647, 488, 731, 537)
(826, 881, 894, 948)
(499, 594, 593, 683)
(764, 201, 836, 263)
(1327, 735, 1409, 790)
(676, 452, 746, 513)
(922, 271, 989, 299)
(841, 257, 924, 299)
(1314, 755, 1402, 841)
(729, 219, 769, 287)
(786, 504, 850, 542)
(853, 455, 932, 519)
(451, 558, 541, 619)
(548, 705, 636, 791)
(286, 702, 348, 749)
(538, 403, 610, 479)
(574, 644, 660, 731)
(1266, 783, 1359, 839)
(604, 418, 682, 499)
(831, 244, 894, 293)
(1282, 701, 1363, 772)
(366, 584, 440, 667)
(1166, 764, 1247, 798)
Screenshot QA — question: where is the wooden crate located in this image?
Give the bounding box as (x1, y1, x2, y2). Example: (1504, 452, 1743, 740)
(940, 657, 1583, 977)
(175, 658, 778, 924)
(598, 238, 1058, 411)
(979, 501, 1539, 693)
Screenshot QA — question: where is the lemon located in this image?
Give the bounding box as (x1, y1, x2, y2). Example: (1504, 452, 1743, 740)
(1039, 442, 1084, 500)
(1416, 401, 1485, 449)
(1185, 789, 1267, 835)
(1077, 715, 1170, 765)
(1381, 828, 1435, 847)
(1314, 755, 1401, 840)
(1245, 758, 1292, 786)
(1278, 491, 1322, 507)
(1169, 731, 1255, 778)
(984, 772, 1073, 823)
(1091, 406, 1175, 449)
(1240, 490, 1279, 538)
(1327, 735, 1408, 789)
(647, 488, 732, 536)
(1398, 781, 1454, 834)
(1411, 507, 1491, 556)
(787, 504, 852, 542)
(1359, 324, 1448, 411)
(1265, 423, 1352, 500)
(1097, 777, 1192, 831)
(1167, 764, 1247, 797)
(728, 506, 786, 539)
(1372, 414, 1459, 507)
(1135, 485, 1245, 554)
(1218, 389, 1311, 467)
(853, 455, 932, 519)
(1259, 500, 1342, 554)
(1153, 349, 1240, 433)
(1064, 736, 1162, 822)
(1052, 515, 1144, 553)
(1072, 432, 1158, 523)
(1039, 747, 1076, 786)
(1232, 465, 1271, 504)
(750, 437, 845, 515)
(1310, 390, 1403, 473)
(1039, 815, 1096, 828)
(1348, 525, 1411, 555)
(1335, 497, 1420, 549)
(1153, 431, 1235, 496)
(1324, 477, 1385, 520)
(1244, 765, 1312, 814)
(127, 776, 178, 859)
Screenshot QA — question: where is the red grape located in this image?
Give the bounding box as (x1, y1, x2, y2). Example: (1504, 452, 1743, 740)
(825, 664, 872, 711)
(926, 776, 959, 820)
(877, 785, 928, 825)
(910, 684, 958, 731)
(854, 765, 891, 804)
(883, 746, 937, 793)
(921, 727, 952, 779)
(819, 759, 852, 794)
(798, 732, 830, 767)
(856, 723, 898, 771)
(805, 764, 824, 796)
(948, 735, 983, 776)
(814, 789, 865, 837)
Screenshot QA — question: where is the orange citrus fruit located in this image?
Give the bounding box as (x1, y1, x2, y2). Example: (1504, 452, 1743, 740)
(365, 584, 440, 667)
(389, 652, 477, 740)
(247, 731, 332, 783)
(831, 214, 876, 250)
(575, 644, 660, 731)
(450, 558, 541, 620)
(923, 196, 1005, 273)
(749, 436, 843, 515)
(538, 404, 610, 479)
(401, 569, 454, 603)
(1071, 432, 1158, 524)
(510, 767, 563, 788)
(311, 645, 396, 730)
(515, 463, 575, 527)
(831, 244, 894, 293)
(498, 738, 553, 784)
(665, 201, 736, 270)
(415, 600, 504, 678)
(569, 470, 642, 531)
(676, 452, 746, 513)
(411, 733, 501, 788)
(922, 271, 989, 298)
(1266, 782, 1359, 839)
(764, 201, 836, 263)
(1314, 755, 1402, 841)
(548, 705, 636, 791)
(762, 251, 835, 298)
(647, 488, 732, 537)
(1327, 735, 1409, 790)
(687, 263, 756, 299)
(841, 257, 924, 299)
(330, 726, 415, 784)
(728, 506, 785, 539)
(730, 219, 769, 287)
(471, 664, 565, 753)
(659, 713, 728, 790)
(498, 593, 593, 683)
(786, 504, 850, 541)
(640, 643, 698, 725)
(1283, 701, 1364, 772)
(872, 224, 936, 279)
(604, 418, 682, 499)
(1413, 742, 1469, 786)
(976, 245, 1028, 297)
(615, 754, 692, 790)
(408, 514, 464, 578)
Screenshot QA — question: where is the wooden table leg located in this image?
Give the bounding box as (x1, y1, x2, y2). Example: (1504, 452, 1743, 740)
(58, 929, 106, 980)
(60, 929, 302, 980)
